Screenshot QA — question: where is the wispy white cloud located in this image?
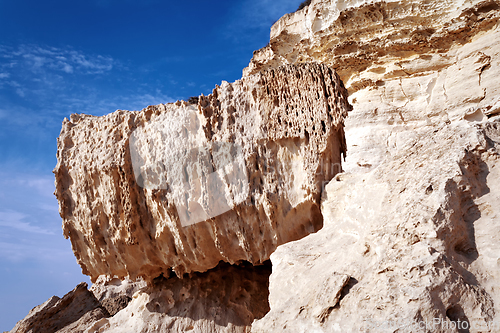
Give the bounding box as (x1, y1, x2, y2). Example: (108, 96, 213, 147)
(0, 172, 59, 214)
(2, 44, 116, 76)
(0, 73, 9, 79)
(0, 239, 72, 262)
(16, 177, 55, 199)
(0, 172, 72, 265)
(125, 90, 176, 109)
(0, 43, 176, 121)
(38, 203, 59, 213)
(69, 51, 113, 73)
(15, 88, 25, 97)
(0, 211, 55, 235)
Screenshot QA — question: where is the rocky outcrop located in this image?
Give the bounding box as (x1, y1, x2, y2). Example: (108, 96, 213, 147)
(89, 276, 146, 317)
(248, 0, 500, 331)
(10, 262, 271, 333)
(11, 0, 500, 332)
(86, 261, 271, 333)
(53, 63, 350, 283)
(252, 122, 500, 332)
(10, 283, 108, 333)
(244, 0, 500, 87)
(244, 0, 500, 175)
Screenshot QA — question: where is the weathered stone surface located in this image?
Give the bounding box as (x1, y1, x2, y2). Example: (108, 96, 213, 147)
(54, 63, 350, 282)
(90, 275, 147, 303)
(90, 276, 146, 316)
(10, 283, 108, 333)
(86, 262, 271, 333)
(245, 0, 500, 175)
(244, 0, 500, 87)
(248, 0, 500, 332)
(14, 1, 500, 332)
(11, 261, 271, 333)
(252, 122, 500, 332)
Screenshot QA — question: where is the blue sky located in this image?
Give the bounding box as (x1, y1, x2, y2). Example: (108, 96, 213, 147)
(0, 0, 304, 330)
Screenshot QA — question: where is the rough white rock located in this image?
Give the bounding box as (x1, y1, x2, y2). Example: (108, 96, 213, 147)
(245, 0, 500, 174)
(12, 1, 500, 332)
(252, 121, 500, 332)
(10, 283, 108, 333)
(248, 0, 500, 332)
(10, 262, 272, 333)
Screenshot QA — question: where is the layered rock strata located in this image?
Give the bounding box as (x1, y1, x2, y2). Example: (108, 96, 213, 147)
(53, 63, 350, 282)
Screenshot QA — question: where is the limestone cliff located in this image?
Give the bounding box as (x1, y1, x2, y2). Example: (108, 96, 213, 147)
(245, 0, 500, 174)
(253, 122, 500, 332)
(10, 0, 500, 332)
(248, 0, 500, 332)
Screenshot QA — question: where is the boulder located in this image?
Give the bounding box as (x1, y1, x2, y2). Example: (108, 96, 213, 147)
(53, 63, 350, 282)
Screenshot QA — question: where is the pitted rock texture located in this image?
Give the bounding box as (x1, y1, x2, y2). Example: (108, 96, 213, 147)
(245, 0, 500, 174)
(21, 1, 499, 332)
(86, 262, 271, 333)
(90, 276, 146, 304)
(54, 63, 350, 282)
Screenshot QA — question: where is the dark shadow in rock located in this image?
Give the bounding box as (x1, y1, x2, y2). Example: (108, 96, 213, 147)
(145, 260, 272, 327)
(446, 304, 470, 333)
(100, 295, 132, 316)
(435, 144, 491, 286)
(335, 276, 358, 308)
(454, 147, 490, 267)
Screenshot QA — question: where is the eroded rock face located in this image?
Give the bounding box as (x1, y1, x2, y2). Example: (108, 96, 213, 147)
(252, 122, 500, 332)
(244, 0, 500, 174)
(248, 0, 500, 331)
(86, 262, 272, 333)
(54, 63, 350, 282)
(244, 0, 500, 86)
(10, 283, 108, 333)
(11, 262, 271, 333)
(19, 1, 498, 333)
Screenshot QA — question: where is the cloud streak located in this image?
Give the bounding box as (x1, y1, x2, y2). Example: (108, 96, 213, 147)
(0, 239, 73, 262)
(0, 211, 55, 235)
(0, 44, 176, 118)
(52, 88, 176, 115)
(0, 171, 68, 267)
(3, 44, 115, 75)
